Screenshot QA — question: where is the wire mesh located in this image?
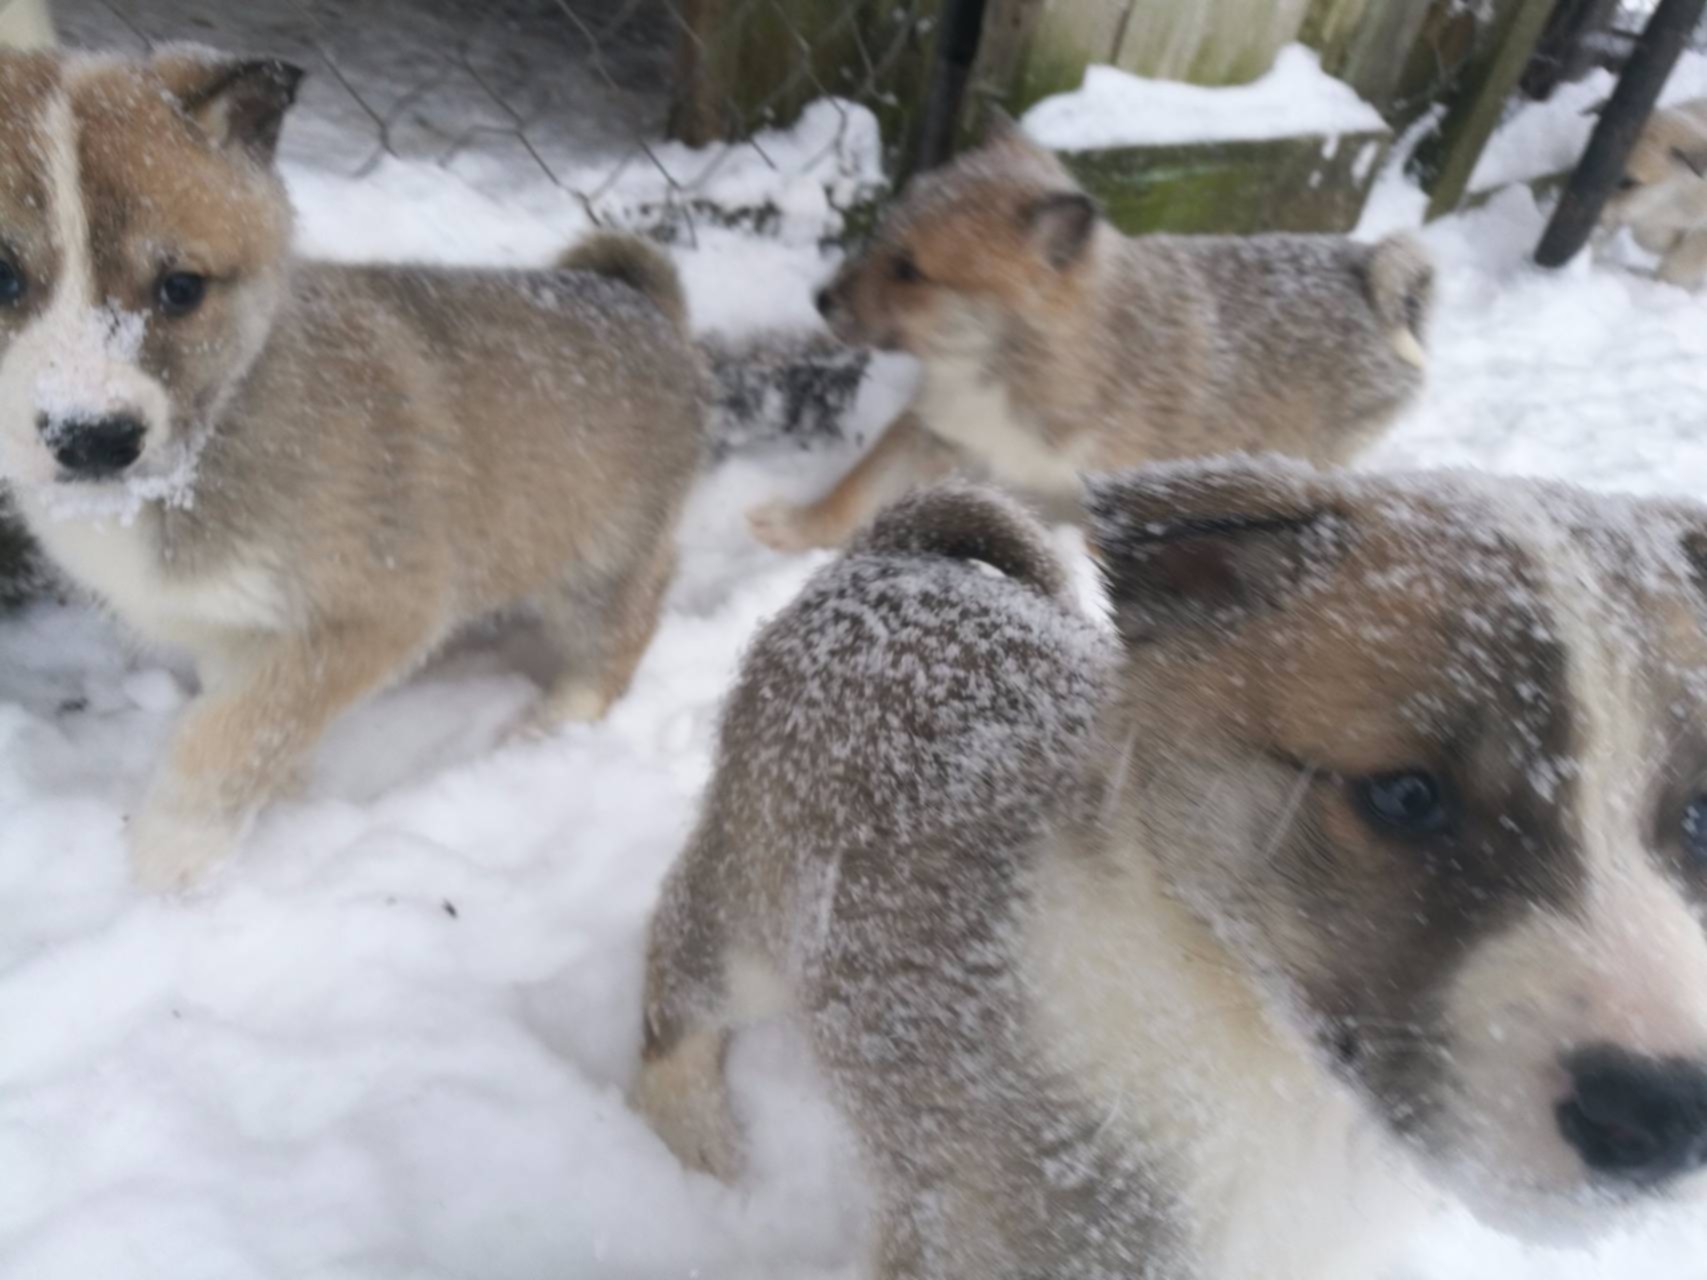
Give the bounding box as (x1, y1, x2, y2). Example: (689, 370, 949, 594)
(52, 0, 940, 238)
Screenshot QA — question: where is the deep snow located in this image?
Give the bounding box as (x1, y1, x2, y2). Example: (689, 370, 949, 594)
(3, 41, 1707, 1280)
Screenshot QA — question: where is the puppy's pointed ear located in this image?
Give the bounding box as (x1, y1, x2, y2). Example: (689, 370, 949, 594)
(1086, 459, 1350, 644)
(1026, 191, 1099, 268)
(153, 47, 304, 164)
(1672, 144, 1707, 180)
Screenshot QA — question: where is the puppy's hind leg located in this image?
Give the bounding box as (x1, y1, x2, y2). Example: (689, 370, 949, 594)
(519, 538, 676, 736)
(631, 822, 779, 1182)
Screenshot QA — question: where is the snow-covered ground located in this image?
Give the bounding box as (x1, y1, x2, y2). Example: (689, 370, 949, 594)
(6, 26, 1707, 1280)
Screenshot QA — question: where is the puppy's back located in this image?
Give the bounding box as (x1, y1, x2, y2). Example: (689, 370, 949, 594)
(705, 485, 1106, 933)
(1103, 231, 1432, 463)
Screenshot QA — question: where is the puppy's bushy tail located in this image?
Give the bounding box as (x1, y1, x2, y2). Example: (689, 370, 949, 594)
(557, 233, 689, 338)
(1364, 233, 1433, 369)
(853, 483, 1069, 601)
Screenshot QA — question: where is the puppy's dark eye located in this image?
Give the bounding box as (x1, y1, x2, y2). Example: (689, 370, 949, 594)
(1682, 796, 1707, 865)
(1617, 176, 1641, 192)
(0, 258, 24, 306)
(891, 253, 924, 284)
(1354, 770, 1451, 836)
(157, 271, 208, 317)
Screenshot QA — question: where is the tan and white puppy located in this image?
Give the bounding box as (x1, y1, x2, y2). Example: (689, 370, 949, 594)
(0, 49, 704, 888)
(1602, 96, 1707, 289)
(639, 464, 1707, 1278)
(747, 123, 1432, 552)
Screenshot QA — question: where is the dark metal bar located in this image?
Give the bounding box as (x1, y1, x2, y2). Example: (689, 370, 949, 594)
(909, 0, 990, 174)
(1535, 0, 1707, 267)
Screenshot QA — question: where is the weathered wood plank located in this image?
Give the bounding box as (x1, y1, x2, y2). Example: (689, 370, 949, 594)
(961, 0, 1048, 137)
(1117, 0, 1312, 85)
(1304, 0, 1436, 120)
(1411, 0, 1557, 218)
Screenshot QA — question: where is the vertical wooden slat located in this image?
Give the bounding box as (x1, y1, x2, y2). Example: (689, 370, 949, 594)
(962, 0, 1048, 135)
(1304, 0, 1437, 120)
(666, 0, 729, 147)
(1413, 0, 1557, 219)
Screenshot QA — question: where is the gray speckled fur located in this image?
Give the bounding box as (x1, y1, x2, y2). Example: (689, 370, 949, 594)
(644, 459, 1707, 1278)
(638, 484, 1168, 1277)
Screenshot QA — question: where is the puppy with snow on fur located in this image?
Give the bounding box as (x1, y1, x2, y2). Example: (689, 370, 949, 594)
(640, 462, 1707, 1278)
(747, 119, 1432, 552)
(0, 49, 703, 889)
(1601, 95, 1707, 289)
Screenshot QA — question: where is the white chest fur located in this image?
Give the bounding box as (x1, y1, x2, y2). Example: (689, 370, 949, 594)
(914, 351, 1091, 499)
(1023, 845, 1433, 1280)
(16, 490, 290, 652)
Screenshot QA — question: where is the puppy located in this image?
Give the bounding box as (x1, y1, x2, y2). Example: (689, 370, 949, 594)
(0, 48, 704, 888)
(1602, 96, 1707, 289)
(639, 464, 1707, 1278)
(747, 121, 1432, 551)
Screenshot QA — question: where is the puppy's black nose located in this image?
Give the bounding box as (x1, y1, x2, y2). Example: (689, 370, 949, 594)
(1558, 1045, 1707, 1184)
(814, 287, 834, 317)
(41, 415, 146, 479)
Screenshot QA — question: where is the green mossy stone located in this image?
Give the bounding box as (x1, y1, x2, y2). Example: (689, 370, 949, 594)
(1057, 128, 1391, 236)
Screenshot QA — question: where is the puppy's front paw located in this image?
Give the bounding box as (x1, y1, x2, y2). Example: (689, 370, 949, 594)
(503, 681, 610, 746)
(746, 500, 829, 553)
(631, 1036, 745, 1183)
(129, 796, 241, 893)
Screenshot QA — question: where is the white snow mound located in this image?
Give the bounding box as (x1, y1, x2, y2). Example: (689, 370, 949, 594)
(1022, 43, 1386, 152)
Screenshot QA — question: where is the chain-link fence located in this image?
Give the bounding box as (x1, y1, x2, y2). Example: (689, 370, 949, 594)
(45, 0, 946, 449)
(53, 0, 942, 244)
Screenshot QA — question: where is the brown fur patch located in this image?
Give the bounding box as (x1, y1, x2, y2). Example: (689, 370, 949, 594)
(68, 60, 293, 423)
(0, 55, 62, 327)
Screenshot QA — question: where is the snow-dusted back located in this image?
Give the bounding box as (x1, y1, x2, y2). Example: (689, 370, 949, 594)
(1023, 43, 1385, 152)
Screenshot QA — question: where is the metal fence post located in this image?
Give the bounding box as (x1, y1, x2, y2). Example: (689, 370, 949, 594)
(1535, 0, 1707, 267)
(909, 0, 990, 173)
